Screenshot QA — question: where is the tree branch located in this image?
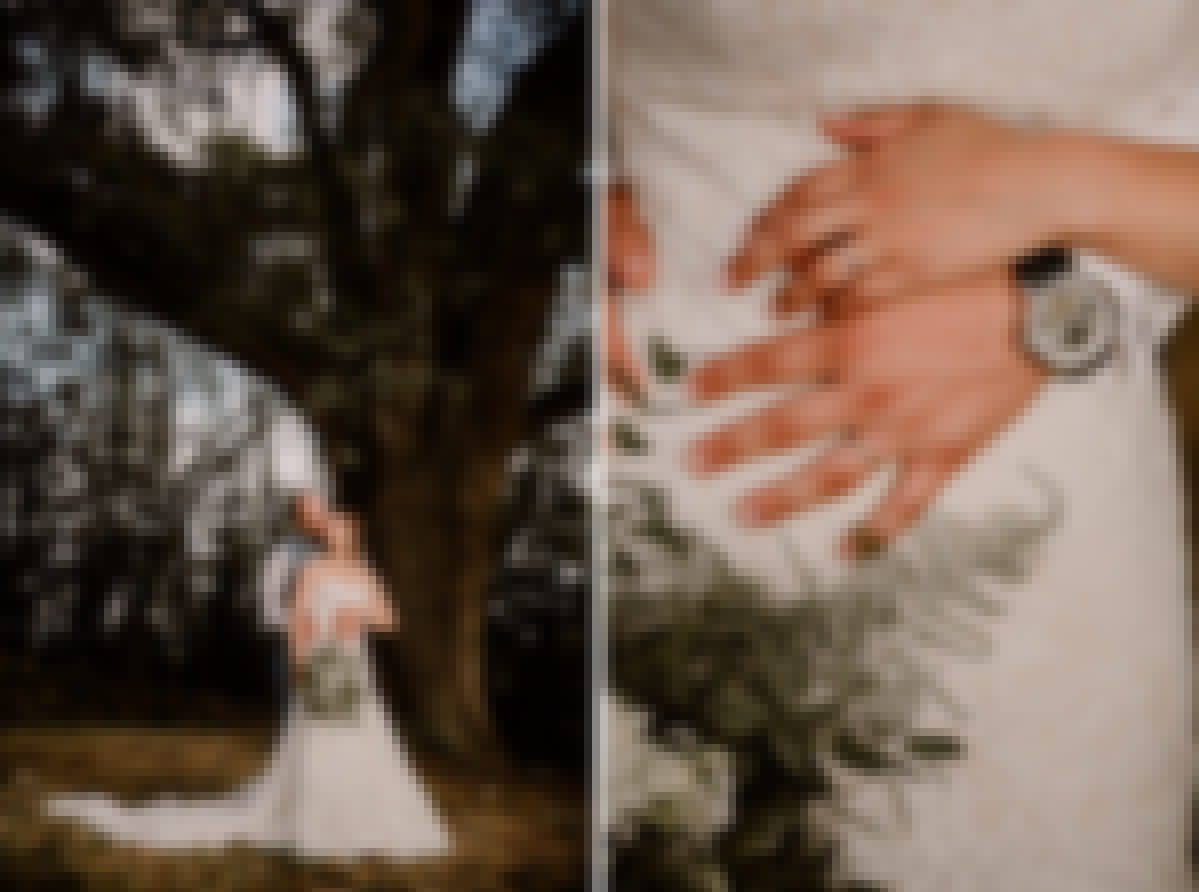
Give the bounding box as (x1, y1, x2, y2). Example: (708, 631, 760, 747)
(0, 105, 320, 399)
(244, 0, 376, 310)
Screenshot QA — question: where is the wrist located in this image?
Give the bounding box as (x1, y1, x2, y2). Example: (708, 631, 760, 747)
(1037, 131, 1130, 245)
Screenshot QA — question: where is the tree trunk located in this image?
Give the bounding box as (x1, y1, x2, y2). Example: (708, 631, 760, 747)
(365, 270, 558, 758)
(369, 440, 491, 754)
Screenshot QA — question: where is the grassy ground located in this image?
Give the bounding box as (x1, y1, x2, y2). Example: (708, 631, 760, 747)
(0, 725, 584, 892)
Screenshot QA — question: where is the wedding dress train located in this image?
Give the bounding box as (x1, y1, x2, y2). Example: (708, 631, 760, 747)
(45, 578, 452, 860)
(607, 1, 1196, 889)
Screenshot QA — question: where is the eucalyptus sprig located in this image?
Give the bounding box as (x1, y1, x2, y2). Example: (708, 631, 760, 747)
(294, 643, 363, 722)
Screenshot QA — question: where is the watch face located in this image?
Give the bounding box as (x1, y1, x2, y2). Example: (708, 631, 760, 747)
(1024, 276, 1120, 375)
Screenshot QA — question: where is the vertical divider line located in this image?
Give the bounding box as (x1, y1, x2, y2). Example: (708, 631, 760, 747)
(590, 1, 607, 887)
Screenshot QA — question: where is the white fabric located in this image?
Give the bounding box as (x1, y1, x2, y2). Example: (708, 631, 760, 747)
(608, 2, 1196, 890)
(264, 405, 332, 497)
(45, 577, 452, 860)
(307, 578, 375, 643)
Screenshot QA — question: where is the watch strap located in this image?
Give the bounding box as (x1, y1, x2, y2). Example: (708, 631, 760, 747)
(1012, 243, 1072, 289)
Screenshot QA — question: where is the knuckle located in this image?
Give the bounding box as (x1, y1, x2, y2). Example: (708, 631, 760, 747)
(867, 183, 900, 215)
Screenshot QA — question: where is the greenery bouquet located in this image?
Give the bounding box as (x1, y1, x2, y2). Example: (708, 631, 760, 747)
(294, 642, 364, 722)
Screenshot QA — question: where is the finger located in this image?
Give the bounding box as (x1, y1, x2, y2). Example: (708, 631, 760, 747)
(727, 198, 868, 289)
(771, 278, 821, 317)
(602, 288, 648, 404)
(606, 225, 654, 292)
(821, 104, 931, 148)
(794, 163, 858, 204)
(781, 200, 868, 266)
(685, 387, 871, 476)
(835, 381, 943, 469)
(803, 234, 883, 294)
(841, 458, 951, 557)
(686, 326, 841, 403)
(732, 441, 880, 528)
(722, 203, 795, 290)
(606, 186, 655, 291)
(608, 242, 654, 292)
(841, 260, 909, 313)
(771, 257, 826, 316)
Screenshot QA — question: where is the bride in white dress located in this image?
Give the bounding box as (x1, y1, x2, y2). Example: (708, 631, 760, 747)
(45, 506, 452, 860)
(606, 1, 1198, 889)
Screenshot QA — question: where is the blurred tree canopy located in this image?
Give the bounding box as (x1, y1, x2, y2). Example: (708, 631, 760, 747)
(0, 0, 588, 758)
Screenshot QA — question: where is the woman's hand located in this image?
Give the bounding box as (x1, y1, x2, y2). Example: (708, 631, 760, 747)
(685, 269, 1047, 556)
(725, 104, 1094, 308)
(604, 182, 655, 403)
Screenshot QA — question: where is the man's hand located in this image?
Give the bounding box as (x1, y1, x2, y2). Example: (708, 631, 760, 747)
(725, 104, 1089, 310)
(685, 269, 1047, 555)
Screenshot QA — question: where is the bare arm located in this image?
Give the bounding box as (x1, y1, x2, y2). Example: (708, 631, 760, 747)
(727, 105, 1199, 308)
(1056, 135, 1199, 297)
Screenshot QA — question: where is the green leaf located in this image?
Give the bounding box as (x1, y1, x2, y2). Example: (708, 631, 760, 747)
(907, 733, 965, 761)
(636, 520, 693, 558)
(833, 732, 896, 775)
(708, 680, 767, 740)
(648, 333, 688, 383)
(611, 420, 649, 455)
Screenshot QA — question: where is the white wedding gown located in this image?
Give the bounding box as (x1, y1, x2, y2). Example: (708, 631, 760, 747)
(45, 578, 452, 860)
(607, 1, 1197, 889)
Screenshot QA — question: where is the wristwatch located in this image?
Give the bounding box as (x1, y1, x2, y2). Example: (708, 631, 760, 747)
(1013, 245, 1121, 378)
